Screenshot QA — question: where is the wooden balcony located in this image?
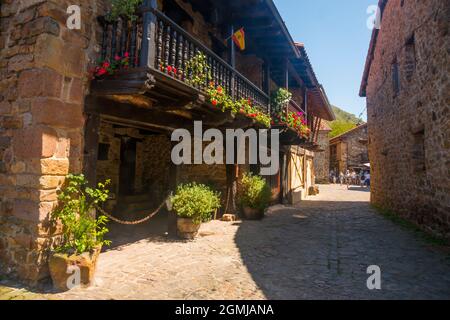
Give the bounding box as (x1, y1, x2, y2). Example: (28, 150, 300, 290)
(91, 6, 269, 117)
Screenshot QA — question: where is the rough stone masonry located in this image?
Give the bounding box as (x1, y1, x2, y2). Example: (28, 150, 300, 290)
(0, 0, 107, 284)
(361, 0, 450, 238)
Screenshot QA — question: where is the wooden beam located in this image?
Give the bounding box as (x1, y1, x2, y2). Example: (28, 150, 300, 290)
(85, 96, 193, 131)
(83, 101, 100, 187)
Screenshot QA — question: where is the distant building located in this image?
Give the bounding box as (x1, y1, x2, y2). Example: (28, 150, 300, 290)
(360, 0, 449, 238)
(313, 122, 332, 183)
(329, 124, 369, 173)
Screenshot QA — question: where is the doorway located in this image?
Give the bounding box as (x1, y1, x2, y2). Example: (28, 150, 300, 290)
(119, 136, 137, 196)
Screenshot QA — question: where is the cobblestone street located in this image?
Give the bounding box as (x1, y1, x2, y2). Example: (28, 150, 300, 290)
(1, 184, 450, 300)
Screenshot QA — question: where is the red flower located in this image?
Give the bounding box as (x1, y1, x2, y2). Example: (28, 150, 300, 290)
(212, 99, 218, 106)
(102, 61, 110, 68)
(97, 68, 107, 76)
(217, 86, 223, 93)
(114, 55, 121, 61)
(167, 66, 172, 73)
(173, 67, 177, 74)
(124, 52, 129, 58)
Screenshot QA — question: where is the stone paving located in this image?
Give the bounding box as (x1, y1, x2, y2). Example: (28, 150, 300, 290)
(1, 184, 450, 300)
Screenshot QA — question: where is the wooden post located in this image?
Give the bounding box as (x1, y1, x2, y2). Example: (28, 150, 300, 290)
(167, 141, 179, 238)
(264, 61, 271, 114)
(230, 25, 236, 99)
(83, 97, 100, 188)
(140, 0, 158, 68)
(284, 59, 289, 90)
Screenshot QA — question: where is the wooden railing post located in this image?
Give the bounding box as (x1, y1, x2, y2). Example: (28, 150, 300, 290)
(140, 0, 158, 68)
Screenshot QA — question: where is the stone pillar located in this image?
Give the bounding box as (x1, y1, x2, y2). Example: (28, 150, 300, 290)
(0, 0, 103, 284)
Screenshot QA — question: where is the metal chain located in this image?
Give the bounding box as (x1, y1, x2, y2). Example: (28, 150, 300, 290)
(95, 197, 168, 225)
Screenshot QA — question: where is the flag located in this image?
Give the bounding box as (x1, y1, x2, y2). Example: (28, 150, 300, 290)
(232, 28, 245, 51)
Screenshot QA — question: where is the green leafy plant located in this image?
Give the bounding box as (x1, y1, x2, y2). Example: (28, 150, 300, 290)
(52, 174, 112, 255)
(185, 53, 211, 88)
(170, 183, 221, 224)
(240, 173, 272, 212)
(270, 88, 292, 114)
(107, 0, 143, 22)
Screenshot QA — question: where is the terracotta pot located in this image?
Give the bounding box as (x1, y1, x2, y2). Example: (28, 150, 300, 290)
(177, 218, 201, 240)
(48, 245, 101, 292)
(242, 206, 264, 220)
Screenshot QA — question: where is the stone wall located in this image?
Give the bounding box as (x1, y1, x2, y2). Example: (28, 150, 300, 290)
(365, 0, 450, 238)
(0, 0, 106, 284)
(330, 124, 368, 173)
(313, 129, 331, 183)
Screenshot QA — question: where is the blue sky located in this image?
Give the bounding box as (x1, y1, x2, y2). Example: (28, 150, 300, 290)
(274, 0, 375, 119)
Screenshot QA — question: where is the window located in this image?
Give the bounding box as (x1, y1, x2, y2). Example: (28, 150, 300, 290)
(412, 130, 425, 172)
(98, 143, 110, 161)
(404, 35, 416, 81)
(392, 58, 400, 95)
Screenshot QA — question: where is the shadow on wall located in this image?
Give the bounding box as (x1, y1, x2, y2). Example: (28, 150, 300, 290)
(233, 200, 450, 300)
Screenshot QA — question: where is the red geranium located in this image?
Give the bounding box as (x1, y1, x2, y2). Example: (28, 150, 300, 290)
(97, 68, 107, 76)
(212, 99, 218, 106)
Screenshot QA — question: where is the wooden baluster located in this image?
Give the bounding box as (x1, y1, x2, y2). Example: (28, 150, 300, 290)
(98, 17, 108, 60)
(119, 17, 128, 56)
(130, 20, 137, 67)
(220, 65, 224, 88)
(111, 21, 118, 60)
(164, 25, 171, 72)
(213, 60, 218, 86)
(207, 55, 213, 87)
(156, 20, 163, 69)
(183, 38, 188, 80)
(177, 33, 183, 79)
(171, 29, 177, 69)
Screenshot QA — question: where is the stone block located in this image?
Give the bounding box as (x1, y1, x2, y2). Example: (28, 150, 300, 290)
(40, 158, 69, 175)
(18, 68, 62, 98)
(35, 34, 85, 78)
(0, 101, 12, 114)
(21, 17, 60, 38)
(13, 126, 58, 159)
(31, 98, 84, 129)
(8, 54, 34, 72)
(13, 199, 52, 222)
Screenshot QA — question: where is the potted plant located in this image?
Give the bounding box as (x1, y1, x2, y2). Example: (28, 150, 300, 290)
(49, 174, 112, 291)
(170, 183, 221, 240)
(239, 173, 272, 220)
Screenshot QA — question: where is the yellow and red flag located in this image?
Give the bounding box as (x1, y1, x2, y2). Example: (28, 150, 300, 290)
(232, 28, 245, 51)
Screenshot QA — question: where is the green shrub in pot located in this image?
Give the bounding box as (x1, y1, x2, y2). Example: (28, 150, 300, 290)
(170, 183, 221, 239)
(240, 173, 271, 219)
(49, 174, 112, 291)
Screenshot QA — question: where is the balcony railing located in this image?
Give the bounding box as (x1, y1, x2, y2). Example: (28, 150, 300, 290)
(98, 7, 270, 113)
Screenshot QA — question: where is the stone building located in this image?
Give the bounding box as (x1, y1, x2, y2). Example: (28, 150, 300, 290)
(313, 121, 332, 183)
(360, 0, 449, 238)
(0, 0, 334, 284)
(329, 123, 369, 174)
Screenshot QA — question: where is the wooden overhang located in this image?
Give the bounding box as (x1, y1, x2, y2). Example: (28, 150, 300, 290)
(294, 43, 335, 122)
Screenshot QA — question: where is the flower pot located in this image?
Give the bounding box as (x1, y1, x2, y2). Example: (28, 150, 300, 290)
(177, 218, 201, 240)
(242, 206, 264, 220)
(48, 246, 101, 292)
